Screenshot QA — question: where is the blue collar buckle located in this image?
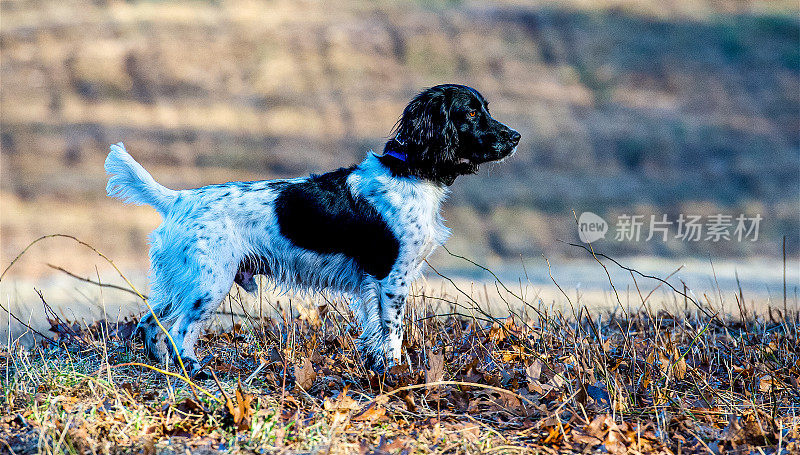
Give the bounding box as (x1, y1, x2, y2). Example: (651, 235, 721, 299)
(385, 149, 407, 162)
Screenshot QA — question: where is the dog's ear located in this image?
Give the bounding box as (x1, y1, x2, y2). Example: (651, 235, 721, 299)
(395, 89, 458, 164)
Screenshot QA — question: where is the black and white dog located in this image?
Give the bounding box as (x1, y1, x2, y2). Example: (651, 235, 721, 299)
(105, 84, 520, 376)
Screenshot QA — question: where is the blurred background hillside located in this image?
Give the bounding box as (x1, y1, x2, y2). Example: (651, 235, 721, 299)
(1, 0, 799, 280)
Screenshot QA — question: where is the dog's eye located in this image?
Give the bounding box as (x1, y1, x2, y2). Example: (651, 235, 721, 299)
(468, 110, 477, 118)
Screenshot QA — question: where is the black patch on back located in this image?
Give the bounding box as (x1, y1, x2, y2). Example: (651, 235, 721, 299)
(274, 167, 399, 280)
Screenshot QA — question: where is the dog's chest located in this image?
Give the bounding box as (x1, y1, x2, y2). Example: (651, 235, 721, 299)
(348, 155, 451, 268)
(366, 178, 449, 261)
(401, 192, 447, 261)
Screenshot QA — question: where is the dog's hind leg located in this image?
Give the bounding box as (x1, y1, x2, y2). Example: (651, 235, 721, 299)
(142, 234, 238, 377)
(137, 310, 168, 362)
(165, 268, 236, 378)
(351, 277, 386, 372)
(135, 284, 175, 363)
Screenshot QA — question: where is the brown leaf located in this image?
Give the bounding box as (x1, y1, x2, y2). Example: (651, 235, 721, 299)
(119, 382, 137, 399)
(446, 422, 481, 441)
(498, 392, 523, 413)
(487, 322, 506, 343)
(352, 403, 386, 422)
(295, 357, 317, 390)
(721, 413, 744, 443)
(400, 390, 416, 412)
(525, 359, 543, 382)
(323, 391, 360, 413)
(572, 431, 602, 446)
(174, 397, 205, 416)
(59, 396, 79, 413)
(742, 410, 777, 445)
(541, 422, 568, 444)
(324, 389, 360, 429)
(671, 348, 687, 380)
(426, 351, 445, 384)
(603, 428, 627, 455)
(586, 413, 612, 438)
(528, 380, 544, 395)
(225, 380, 254, 431)
(759, 374, 781, 393)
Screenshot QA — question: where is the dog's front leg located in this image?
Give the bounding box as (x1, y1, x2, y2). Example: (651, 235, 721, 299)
(353, 275, 409, 373)
(379, 280, 409, 369)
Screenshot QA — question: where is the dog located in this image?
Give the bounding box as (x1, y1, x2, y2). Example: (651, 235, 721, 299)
(105, 84, 520, 376)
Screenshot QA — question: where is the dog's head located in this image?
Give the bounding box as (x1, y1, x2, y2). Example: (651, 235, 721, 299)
(381, 84, 520, 185)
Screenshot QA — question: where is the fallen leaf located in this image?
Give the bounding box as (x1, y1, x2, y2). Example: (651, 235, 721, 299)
(225, 380, 254, 431)
(119, 382, 137, 399)
(426, 351, 445, 384)
(586, 413, 612, 438)
(488, 322, 506, 343)
(671, 348, 687, 380)
(324, 389, 360, 429)
(498, 391, 523, 413)
(174, 397, 205, 416)
(323, 391, 360, 413)
(759, 374, 780, 393)
(528, 380, 544, 395)
(721, 413, 744, 443)
(352, 403, 386, 422)
(572, 431, 602, 446)
(400, 390, 416, 412)
(295, 357, 317, 390)
(603, 428, 627, 455)
(526, 359, 543, 382)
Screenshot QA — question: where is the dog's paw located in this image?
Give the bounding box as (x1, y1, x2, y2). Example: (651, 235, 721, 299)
(177, 355, 214, 380)
(190, 369, 212, 381)
(184, 360, 211, 380)
(362, 351, 395, 375)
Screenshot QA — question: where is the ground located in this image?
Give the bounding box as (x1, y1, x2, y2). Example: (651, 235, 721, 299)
(2, 268, 798, 454)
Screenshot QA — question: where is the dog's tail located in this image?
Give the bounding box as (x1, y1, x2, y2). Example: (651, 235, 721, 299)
(105, 142, 179, 215)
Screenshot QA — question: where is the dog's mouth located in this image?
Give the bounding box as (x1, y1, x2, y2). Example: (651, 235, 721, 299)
(501, 145, 518, 162)
(459, 145, 517, 166)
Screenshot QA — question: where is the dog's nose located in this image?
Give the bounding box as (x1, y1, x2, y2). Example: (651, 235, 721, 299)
(501, 128, 521, 145)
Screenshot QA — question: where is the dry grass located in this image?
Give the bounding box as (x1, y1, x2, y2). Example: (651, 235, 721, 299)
(1, 3, 798, 450)
(1, 247, 798, 454)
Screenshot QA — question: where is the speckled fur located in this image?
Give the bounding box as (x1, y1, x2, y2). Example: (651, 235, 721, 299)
(106, 145, 448, 374)
(106, 84, 519, 376)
